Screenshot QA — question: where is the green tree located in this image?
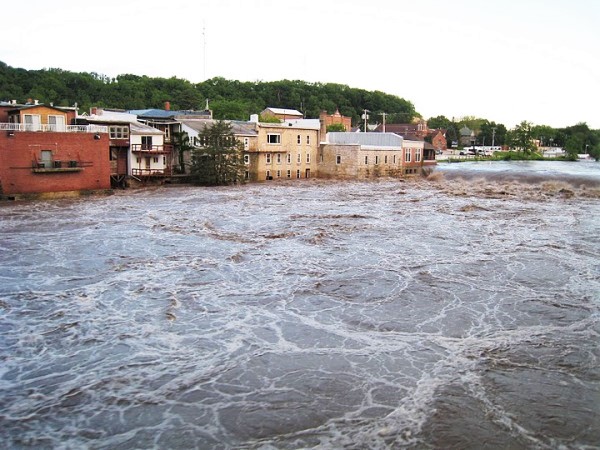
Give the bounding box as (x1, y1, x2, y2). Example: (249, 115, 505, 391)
(190, 121, 245, 185)
(172, 131, 192, 174)
(508, 121, 537, 154)
(479, 121, 507, 146)
(326, 123, 346, 132)
(427, 115, 453, 130)
(564, 134, 584, 161)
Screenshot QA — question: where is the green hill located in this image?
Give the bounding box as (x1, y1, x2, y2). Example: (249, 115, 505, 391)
(0, 61, 417, 125)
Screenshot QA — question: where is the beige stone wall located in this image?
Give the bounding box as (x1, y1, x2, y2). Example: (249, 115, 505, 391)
(319, 144, 403, 179)
(249, 124, 319, 181)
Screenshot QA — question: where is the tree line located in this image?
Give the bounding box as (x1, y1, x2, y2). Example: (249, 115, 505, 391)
(2, 61, 598, 160)
(0, 61, 416, 125)
(428, 115, 600, 160)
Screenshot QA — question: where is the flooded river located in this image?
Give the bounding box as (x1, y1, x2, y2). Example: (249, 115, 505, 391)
(1, 162, 599, 449)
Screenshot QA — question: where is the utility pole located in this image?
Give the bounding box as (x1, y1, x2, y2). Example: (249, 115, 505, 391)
(491, 127, 497, 147)
(381, 112, 387, 133)
(362, 109, 370, 132)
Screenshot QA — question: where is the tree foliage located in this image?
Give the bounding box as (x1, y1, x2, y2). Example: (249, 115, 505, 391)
(190, 121, 245, 185)
(0, 61, 417, 125)
(507, 121, 537, 154)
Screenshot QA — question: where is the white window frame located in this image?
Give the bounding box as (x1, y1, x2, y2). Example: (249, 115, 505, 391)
(243, 154, 250, 165)
(266, 153, 271, 164)
(297, 152, 301, 164)
(306, 135, 310, 145)
(267, 133, 281, 144)
(415, 148, 422, 162)
(306, 152, 310, 163)
(287, 153, 291, 164)
(243, 137, 250, 150)
(277, 153, 282, 164)
(405, 149, 412, 163)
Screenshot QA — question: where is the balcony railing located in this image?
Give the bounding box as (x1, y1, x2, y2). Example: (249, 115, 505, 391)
(0, 123, 108, 133)
(131, 144, 173, 154)
(132, 168, 172, 177)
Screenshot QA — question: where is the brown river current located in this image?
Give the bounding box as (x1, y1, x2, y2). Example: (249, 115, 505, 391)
(1, 161, 599, 449)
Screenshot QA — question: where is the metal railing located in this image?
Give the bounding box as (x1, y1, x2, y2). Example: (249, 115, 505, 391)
(131, 168, 172, 177)
(0, 123, 108, 133)
(130, 144, 173, 153)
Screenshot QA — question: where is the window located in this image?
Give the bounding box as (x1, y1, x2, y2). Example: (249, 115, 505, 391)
(384, 155, 388, 164)
(40, 150, 52, 168)
(276, 170, 281, 178)
(415, 148, 422, 162)
(243, 137, 249, 150)
(267, 133, 281, 144)
(266, 170, 271, 179)
(164, 126, 170, 141)
(266, 153, 271, 164)
(306, 135, 310, 145)
(153, 157, 159, 163)
(296, 169, 301, 178)
(336, 155, 341, 164)
(245, 170, 249, 180)
(297, 153, 301, 164)
(297, 134, 301, 144)
(110, 149, 118, 161)
(24, 114, 41, 131)
(287, 170, 291, 178)
(48, 115, 65, 132)
(109, 126, 129, 139)
(287, 153, 291, 164)
(136, 157, 141, 163)
(277, 153, 282, 164)
(142, 136, 153, 150)
(163, 156, 166, 165)
(405, 149, 412, 163)
(244, 154, 250, 165)
(306, 152, 310, 163)
(364, 155, 368, 164)
(393, 154, 397, 164)
(375, 155, 379, 165)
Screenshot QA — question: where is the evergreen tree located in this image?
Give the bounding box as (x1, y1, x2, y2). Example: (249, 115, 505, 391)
(190, 121, 245, 185)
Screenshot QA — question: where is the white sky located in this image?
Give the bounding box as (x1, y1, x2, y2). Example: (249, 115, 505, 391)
(3, 0, 599, 129)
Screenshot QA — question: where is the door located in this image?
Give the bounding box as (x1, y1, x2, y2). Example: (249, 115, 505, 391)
(24, 114, 41, 131)
(145, 157, 151, 174)
(40, 150, 52, 168)
(48, 115, 66, 132)
(305, 168, 310, 179)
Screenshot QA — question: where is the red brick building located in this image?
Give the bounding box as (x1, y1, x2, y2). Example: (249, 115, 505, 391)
(0, 104, 110, 198)
(320, 109, 352, 132)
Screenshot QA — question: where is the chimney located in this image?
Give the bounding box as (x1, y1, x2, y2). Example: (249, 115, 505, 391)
(34, 99, 39, 105)
(27, 98, 33, 104)
(319, 111, 327, 142)
(91, 107, 98, 115)
(165, 101, 171, 111)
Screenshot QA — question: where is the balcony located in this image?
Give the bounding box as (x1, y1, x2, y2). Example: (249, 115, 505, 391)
(132, 167, 172, 177)
(131, 144, 173, 154)
(32, 159, 83, 173)
(1, 123, 108, 133)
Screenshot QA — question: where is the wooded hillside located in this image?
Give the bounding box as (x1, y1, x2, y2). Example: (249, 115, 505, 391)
(0, 61, 417, 125)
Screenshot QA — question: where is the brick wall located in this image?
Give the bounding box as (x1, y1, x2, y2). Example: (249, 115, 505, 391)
(0, 131, 111, 195)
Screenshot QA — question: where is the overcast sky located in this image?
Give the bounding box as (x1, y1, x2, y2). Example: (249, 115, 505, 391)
(3, 0, 599, 129)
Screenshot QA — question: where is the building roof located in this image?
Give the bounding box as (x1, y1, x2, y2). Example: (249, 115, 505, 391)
(180, 119, 257, 136)
(128, 109, 212, 120)
(262, 107, 303, 117)
(374, 123, 421, 134)
(130, 122, 164, 135)
(327, 132, 403, 148)
(82, 110, 138, 124)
